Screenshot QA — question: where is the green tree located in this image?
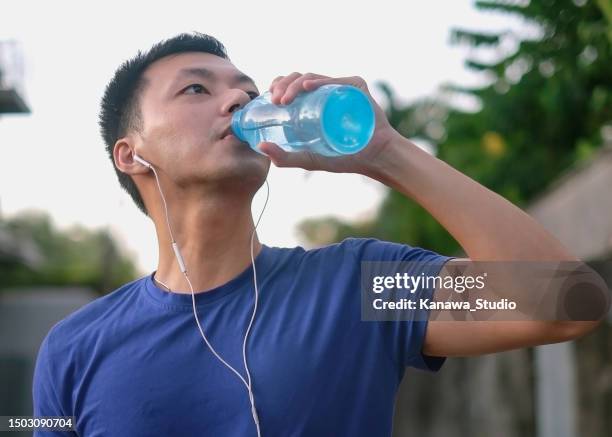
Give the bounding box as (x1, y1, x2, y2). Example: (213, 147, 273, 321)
(300, 0, 612, 254)
(0, 210, 137, 294)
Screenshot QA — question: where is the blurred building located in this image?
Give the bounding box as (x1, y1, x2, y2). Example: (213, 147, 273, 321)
(0, 40, 29, 116)
(0, 225, 43, 270)
(0, 287, 96, 435)
(0, 38, 34, 268)
(529, 144, 612, 264)
(528, 143, 612, 437)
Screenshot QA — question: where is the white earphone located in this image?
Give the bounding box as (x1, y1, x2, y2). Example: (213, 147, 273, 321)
(132, 152, 268, 436)
(133, 153, 152, 169)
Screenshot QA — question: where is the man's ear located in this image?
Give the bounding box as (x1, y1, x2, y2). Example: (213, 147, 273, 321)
(113, 137, 150, 175)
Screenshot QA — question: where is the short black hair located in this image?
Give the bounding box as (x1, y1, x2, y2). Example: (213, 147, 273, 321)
(99, 32, 229, 216)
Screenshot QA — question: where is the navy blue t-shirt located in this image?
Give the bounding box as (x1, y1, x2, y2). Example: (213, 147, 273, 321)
(33, 238, 452, 436)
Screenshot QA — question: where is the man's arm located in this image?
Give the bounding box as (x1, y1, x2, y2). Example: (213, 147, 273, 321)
(364, 134, 603, 357)
(33, 333, 76, 436)
(260, 72, 606, 357)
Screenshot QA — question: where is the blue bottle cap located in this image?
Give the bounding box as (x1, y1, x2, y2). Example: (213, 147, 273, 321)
(320, 86, 375, 155)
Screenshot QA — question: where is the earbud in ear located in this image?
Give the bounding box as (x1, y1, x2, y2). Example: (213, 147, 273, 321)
(133, 154, 152, 169)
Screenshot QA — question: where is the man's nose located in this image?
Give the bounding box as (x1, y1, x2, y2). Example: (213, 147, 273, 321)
(221, 90, 251, 115)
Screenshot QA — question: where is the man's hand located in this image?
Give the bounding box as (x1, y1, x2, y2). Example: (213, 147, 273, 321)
(258, 72, 400, 175)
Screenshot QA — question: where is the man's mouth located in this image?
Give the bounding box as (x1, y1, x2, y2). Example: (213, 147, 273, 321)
(220, 125, 234, 140)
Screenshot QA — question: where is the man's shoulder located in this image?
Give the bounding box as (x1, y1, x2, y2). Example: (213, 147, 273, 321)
(293, 237, 404, 259)
(282, 237, 447, 263)
(269, 237, 356, 264)
(44, 276, 146, 350)
(282, 237, 376, 255)
(271, 238, 384, 272)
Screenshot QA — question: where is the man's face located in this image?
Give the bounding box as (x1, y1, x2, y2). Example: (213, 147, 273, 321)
(134, 52, 269, 191)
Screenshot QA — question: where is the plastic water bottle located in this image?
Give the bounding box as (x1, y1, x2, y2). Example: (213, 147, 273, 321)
(231, 84, 375, 156)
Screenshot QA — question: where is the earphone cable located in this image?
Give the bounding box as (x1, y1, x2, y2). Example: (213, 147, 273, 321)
(148, 164, 269, 437)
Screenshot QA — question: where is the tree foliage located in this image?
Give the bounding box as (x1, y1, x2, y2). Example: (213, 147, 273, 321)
(300, 0, 612, 254)
(0, 210, 137, 294)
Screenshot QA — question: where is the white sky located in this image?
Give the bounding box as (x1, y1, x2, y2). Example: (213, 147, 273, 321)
(0, 0, 520, 275)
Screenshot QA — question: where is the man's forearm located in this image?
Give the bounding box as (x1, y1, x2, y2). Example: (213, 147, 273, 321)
(365, 134, 577, 262)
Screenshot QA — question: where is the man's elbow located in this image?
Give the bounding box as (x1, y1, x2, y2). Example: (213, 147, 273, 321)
(554, 265, 610, 342)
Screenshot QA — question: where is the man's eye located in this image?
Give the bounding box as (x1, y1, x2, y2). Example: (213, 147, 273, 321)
(183, 84, 208, 95)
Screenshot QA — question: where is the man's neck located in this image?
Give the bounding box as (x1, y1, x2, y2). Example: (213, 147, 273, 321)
(152, 191, 262, 294)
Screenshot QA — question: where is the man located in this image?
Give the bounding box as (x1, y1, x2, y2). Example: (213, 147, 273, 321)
(32, 32, 603, 436)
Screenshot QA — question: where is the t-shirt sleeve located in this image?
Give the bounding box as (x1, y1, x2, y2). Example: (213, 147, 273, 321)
(347, 237, 454, 372)
(32, 330, 76, 436)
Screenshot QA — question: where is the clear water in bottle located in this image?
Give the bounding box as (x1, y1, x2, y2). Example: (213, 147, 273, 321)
(231, 85, 375, 157)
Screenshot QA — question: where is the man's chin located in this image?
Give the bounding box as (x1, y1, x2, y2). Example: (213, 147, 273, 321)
(208, 149, 270, 183)
(220, 135, 266, 156)
(218, 136, 270, 163)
